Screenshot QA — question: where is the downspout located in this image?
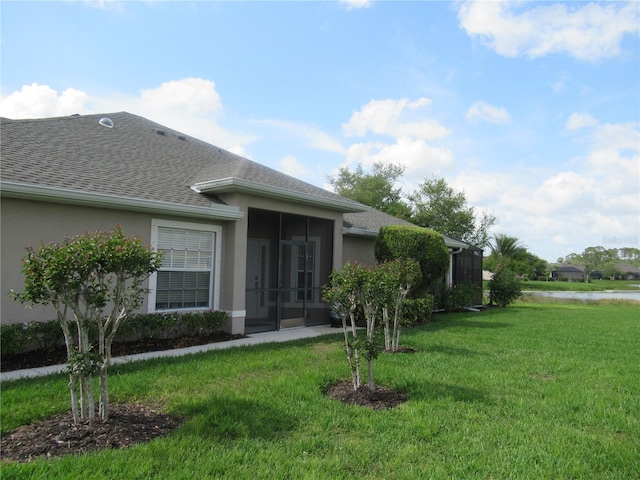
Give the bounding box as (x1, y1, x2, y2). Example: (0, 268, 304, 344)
(448, 248, 463, 285)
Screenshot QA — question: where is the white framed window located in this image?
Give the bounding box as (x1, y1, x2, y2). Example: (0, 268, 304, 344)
(149, 219, 222, 312)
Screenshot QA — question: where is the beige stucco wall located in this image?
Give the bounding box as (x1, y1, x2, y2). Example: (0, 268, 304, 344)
(2, 194, 348, 335)
(0, 197, 231, 326)
(342, 234, 377, 266)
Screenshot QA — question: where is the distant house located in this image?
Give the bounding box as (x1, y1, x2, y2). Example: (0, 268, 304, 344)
(551, 264, 585, 282)
(612, 263, 640, 280)
(590, 270, 603, 280)
(1, 112, 481, 334)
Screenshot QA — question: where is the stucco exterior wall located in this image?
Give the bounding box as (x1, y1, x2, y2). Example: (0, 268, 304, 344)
(2, 194, 349, 335)
(342, 234, 377, 266)
(0, 198, 230, 325)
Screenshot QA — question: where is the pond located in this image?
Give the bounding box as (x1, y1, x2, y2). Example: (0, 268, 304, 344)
(523, 290, 640, 302)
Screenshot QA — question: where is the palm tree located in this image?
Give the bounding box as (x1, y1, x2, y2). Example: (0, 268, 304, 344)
(490, 234, 525, 261)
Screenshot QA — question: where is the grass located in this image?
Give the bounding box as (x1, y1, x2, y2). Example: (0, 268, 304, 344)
(520, 279, 640, 291)
(2, 300, 639, 479)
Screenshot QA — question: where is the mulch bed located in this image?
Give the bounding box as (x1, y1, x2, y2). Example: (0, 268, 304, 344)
(325, 380, 407, 410)
(1, 403, 183, 463)
(1, 332, 242, 462)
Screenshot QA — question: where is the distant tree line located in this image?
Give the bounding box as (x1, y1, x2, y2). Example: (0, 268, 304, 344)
(557, 246, 640, 280)
(328, 162, 496, 249)
(328, 162, 553, 279)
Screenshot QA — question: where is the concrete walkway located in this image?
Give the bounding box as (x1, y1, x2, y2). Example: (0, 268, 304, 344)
(0, 325, 339, 383)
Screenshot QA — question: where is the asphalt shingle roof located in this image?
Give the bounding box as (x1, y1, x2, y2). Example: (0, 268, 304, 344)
(1, 112, 362, 210)
(344, 209, 413, 233)
(1, 112, 476, 245)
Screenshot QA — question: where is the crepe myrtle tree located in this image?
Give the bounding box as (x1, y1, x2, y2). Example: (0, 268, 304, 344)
(359, 265, 385, 391)
(322, 263, 364, 391)
(322, 262, 383, 391)
(323, 260, 420, 391)
(11, 226, 161, 424)
(376, 259, 421, 353)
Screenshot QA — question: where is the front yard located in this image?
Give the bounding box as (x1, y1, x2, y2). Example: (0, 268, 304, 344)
(2, 300, 638, 479)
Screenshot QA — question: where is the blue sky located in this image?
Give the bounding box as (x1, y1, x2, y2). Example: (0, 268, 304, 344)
(2, 0, 639, 262)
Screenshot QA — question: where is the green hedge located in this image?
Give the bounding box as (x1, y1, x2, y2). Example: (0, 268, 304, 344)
(374, 225, 449, 295)
(402, 295, 435, 324)
(1, 310, 228, 357)
(433, 281, 483, 311)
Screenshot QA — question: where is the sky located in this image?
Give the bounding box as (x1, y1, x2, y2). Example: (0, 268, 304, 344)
(1, 0, 639, 262)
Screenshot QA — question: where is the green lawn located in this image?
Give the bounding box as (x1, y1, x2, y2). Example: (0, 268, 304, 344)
(521, 279, 640, 291)
(2, 301, 639, 479)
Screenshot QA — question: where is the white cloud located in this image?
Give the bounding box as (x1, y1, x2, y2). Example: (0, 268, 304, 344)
(0, 83, 89, 118)
(566, 112, 599, 131)
(85, 0, 124, 11)
(119, 78, 256, 148)
(339, 97, 454, 191)
(586, 122, 640, 194)
(254, 119, 346, 154)
(139, 78, 222, 116)
(339, 0, 372, 10)
(592, 122, 640, 152)
(345, 137, 454, 188)
(450, 119, 639, 260)
(465, 101, 511, 124)
(458, 0, 640, 61)
(279, 155, 314, 179)
(343, 98, 450, 140)
(0, 79, 256, 153)
(529, 171, 597, 215)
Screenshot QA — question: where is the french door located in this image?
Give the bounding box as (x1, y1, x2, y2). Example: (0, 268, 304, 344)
(278, 241, 312, 329)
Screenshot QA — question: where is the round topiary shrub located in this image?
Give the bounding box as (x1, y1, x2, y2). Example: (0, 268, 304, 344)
(374, 225, 449, 295)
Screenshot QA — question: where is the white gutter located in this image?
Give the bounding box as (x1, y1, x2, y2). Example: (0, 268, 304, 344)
(192, 177, 366, 213)
(342, 226, 378, 237)
(1, 181, 244, 221)
(447, 247, 463, 285)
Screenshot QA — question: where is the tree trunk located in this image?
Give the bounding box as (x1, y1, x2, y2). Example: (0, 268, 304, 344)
(348, 311, 361, 389)
(383, 307, 391, 351)
(99, 363, 109, 421)
(368, 358, 375, 391)
(392, 299, 401, 352)
(392, 286, 410, 352)
(341, 316, 358, 391)
(58, 316, 80, 425)
(365, 308, 376, 391)
(78, 325, 95, 423)
(99, 306, 127, 420)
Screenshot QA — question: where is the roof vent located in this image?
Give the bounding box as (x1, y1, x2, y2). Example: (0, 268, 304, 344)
(156, 129, 166, 136)
(177, 135, 186, 141)
(98, 117, 114, 128)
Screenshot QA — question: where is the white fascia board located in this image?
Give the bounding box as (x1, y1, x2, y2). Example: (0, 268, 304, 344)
(192, 177, 366, 213)
(343, 227, 378, 238)
(443, 237, 469, 249)
(1, 181, 244, 221)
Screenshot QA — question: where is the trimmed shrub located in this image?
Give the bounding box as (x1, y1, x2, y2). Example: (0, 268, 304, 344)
(433, 281, 482, 312)
(375, 225, 449, 295)
(489, 267, 522, 308)
(0, 321, 62, 356)
(1, 310, 228, 357)
(402, 295, 435, 324)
